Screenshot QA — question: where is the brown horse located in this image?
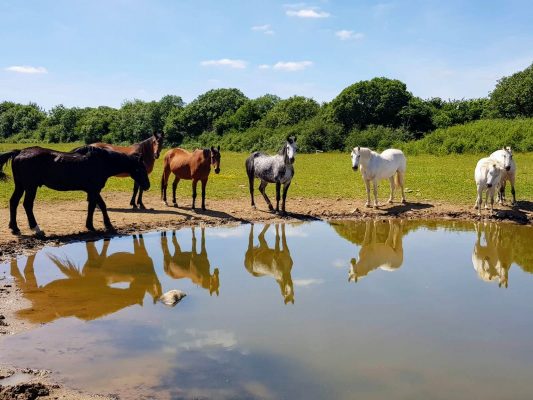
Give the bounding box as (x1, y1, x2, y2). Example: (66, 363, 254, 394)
(161, 146, 221, 210)
(91, 132, 164, 209)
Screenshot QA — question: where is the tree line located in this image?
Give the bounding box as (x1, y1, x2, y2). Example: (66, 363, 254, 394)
(1, 63, 532, 153)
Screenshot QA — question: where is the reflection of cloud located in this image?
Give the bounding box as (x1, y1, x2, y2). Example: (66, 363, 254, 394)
(332, 259, 347, 269)
(284, 225, 309, 237)
(180, 329, 237, 350)
(293, 278, 324, 287)
(206, 226, 247, 238)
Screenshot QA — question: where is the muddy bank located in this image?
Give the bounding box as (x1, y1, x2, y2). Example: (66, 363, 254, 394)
(0, 193, 531, 263)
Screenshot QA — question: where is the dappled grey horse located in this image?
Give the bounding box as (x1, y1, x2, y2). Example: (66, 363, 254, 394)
(245, 137, 296, 215)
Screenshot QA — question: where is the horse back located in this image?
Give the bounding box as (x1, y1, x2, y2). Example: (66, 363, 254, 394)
(91, 142, 155, 175)
(166, 148, 210, 180)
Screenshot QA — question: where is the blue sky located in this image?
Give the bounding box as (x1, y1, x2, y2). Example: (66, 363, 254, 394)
(1, 0, 532, 109)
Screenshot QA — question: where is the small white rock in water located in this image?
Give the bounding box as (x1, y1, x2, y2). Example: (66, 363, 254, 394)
(160, 290, 187, 307)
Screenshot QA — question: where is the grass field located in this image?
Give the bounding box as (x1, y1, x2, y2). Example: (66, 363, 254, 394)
(0, 142, 532, 206)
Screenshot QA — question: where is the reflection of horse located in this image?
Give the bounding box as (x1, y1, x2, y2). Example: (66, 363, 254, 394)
(161, 227, 219, 296)
(472, 222, 512, 288)
(10, 235, 162, 323)
(349, 220, 404, 282)
(244, 224, 294, 304)
(90, 132, 164, 209)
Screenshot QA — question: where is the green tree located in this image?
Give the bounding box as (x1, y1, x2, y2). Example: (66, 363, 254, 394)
(329, 77, 412, 131)
(489, 63, 533, 118)
(78, 106, 117, 144)
(262, 96, 320, 128)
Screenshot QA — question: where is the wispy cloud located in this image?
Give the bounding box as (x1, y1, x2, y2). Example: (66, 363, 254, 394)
(252, 24, 275, 35)
(5, 65, 48, 74)
(272, 61, 313, 71)
(335, 30, 365, 41)
(258, 64, 271, 70)
(286, 8, 330, 18)
(293, 278, 324, 287)
(200, 59, 247, 69)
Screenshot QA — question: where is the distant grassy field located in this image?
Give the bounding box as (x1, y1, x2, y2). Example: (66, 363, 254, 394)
(0, 142, 532, 206)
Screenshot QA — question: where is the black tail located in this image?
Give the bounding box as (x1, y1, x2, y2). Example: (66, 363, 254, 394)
(0, 150, 21, 181)
(245, 152, 260, 181)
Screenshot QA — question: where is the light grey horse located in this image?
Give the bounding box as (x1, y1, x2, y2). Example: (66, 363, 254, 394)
(245, 137, 296, 215)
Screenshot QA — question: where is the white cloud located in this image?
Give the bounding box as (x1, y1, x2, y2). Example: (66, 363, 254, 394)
(200, 59, 247, 69)
(335, 30, 365, 41)
(252, 24, 275, 35)
(273, 61, 313, 71)
(5, 65, 48, 74)
(286, 8, 330, 18)
(258, 64, 271, 70)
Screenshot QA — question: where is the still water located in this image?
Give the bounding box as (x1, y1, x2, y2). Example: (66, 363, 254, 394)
(1, 220, 533, 399)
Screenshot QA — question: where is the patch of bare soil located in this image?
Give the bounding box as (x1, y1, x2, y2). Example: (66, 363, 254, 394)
(0, 192, 531, 399)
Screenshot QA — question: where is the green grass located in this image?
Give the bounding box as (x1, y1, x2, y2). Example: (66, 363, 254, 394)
(1, 142, 532, 206)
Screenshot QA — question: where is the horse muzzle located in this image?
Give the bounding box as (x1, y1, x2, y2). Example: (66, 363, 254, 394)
(506, 166, 511, 171)
(289, 157, 295, 164)
(487, 183, 493, 188)
(352, 166, 358, 171)
(215, 168, 220, 174)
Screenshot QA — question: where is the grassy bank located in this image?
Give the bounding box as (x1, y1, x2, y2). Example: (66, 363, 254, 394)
(0, 142, 532, 205)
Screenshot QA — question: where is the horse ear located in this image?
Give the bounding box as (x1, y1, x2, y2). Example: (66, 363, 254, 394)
(217, 145, 220, 151)
(292, 136, 296, 143)
(357, 146, 360, 151)
(211, 146, 215, 152)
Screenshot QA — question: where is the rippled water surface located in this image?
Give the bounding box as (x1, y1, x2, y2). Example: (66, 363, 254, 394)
(1, 220, 533, 400)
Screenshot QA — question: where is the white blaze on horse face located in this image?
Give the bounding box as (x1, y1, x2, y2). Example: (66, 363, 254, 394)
(351, 149, 360, 170)
(486, 164, 500, 187)
(502, 147, 513, 171)
(286, 142, 296, 163)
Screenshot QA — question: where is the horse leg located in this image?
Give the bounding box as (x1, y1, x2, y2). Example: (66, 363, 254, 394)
(137, 188, 146, 210)
(9, 184, 24, 234)
(130, 182, 139, 209)
(259, 180, 274, 211)
(23, 187, 43, 236)
(388, 177, 395, 204)
(510, 174, 517, 205)
(398, 171, 406, 203)
(281, 182, 291, 215)
(474, 186, 482, 215)
(275, 182, 281, 212)
(192, 179, 198, 210)
(249, 175, 256, 208)
(172, 176, 180, 207)
(497, 180, 505, 205)
(161, 166, 171, 206)
(201, 179, 207, 211)
(96, 193, 115, 232)
(364, 179, 371, 207)
(372, 179, 379, 207)
(86, 192, 98, 231)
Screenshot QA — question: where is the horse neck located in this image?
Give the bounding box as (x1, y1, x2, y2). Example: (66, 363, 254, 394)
(277, 146, 290, 165)
(359, 148, 373, 167)
(103, 153, 134, 178)
(139, 138, 154, 166)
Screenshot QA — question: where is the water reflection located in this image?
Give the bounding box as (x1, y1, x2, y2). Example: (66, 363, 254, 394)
(161, 227, 220, 296)
(244, 224, 294, 304)
(472, 222, 514, 288)
(348, 220, 404, 282)
(10, 235, 162, 323)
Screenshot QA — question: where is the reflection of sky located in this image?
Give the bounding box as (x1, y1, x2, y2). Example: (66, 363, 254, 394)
(1, 221, 533, 399)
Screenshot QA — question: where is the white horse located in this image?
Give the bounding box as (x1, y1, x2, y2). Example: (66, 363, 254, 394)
(351, 146, 407, 207)
(474, 157, 504, 215)
(490, 146, 517, 205)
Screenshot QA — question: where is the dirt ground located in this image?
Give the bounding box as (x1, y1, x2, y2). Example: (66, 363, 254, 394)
(0, 192, 531, 398)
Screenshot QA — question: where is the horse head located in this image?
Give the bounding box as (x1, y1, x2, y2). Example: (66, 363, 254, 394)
(502, 146, 513, 171)
(351, 146, 361, 171)
(152, 132, 165, 159)
(130, 153, 151, 191)
(486, 162, 502, 189)
(210, 146, 221, 174)
(286, 137, 297, 164)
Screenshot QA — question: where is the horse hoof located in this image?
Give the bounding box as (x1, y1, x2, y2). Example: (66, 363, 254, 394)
(106, 227, 117, 233)
(139, 204, 146, 210)
(131, 205, 138, 210)
(86, 226, 96, 232)
(10, 228, 21, 235)
(34, 231, 46, 238)
(388, 200, 393, 204)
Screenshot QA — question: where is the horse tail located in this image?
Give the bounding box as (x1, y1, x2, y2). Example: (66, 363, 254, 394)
(0, 150, 21, 181)
(245, 152, 260, 180)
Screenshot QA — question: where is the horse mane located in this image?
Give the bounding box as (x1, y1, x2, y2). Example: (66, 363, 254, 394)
(277, 145, 286, 156)
(73, 145, 138, 163)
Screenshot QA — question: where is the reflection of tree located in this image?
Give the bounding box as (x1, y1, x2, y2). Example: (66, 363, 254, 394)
(348, 220, 404, 282)
(472, 222, 516, 288)
(161, 227, 219, 296)
(10, 235, 162, 323)
(244, 224, 294, 304)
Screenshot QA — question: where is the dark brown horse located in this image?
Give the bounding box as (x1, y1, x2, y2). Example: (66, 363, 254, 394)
(90, 132, 164, 209)
(161, 146, 221, 210)
(0, 146, 149, 235)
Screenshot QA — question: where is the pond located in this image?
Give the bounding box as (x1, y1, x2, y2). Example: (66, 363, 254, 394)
(1, 220, 533, 400)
